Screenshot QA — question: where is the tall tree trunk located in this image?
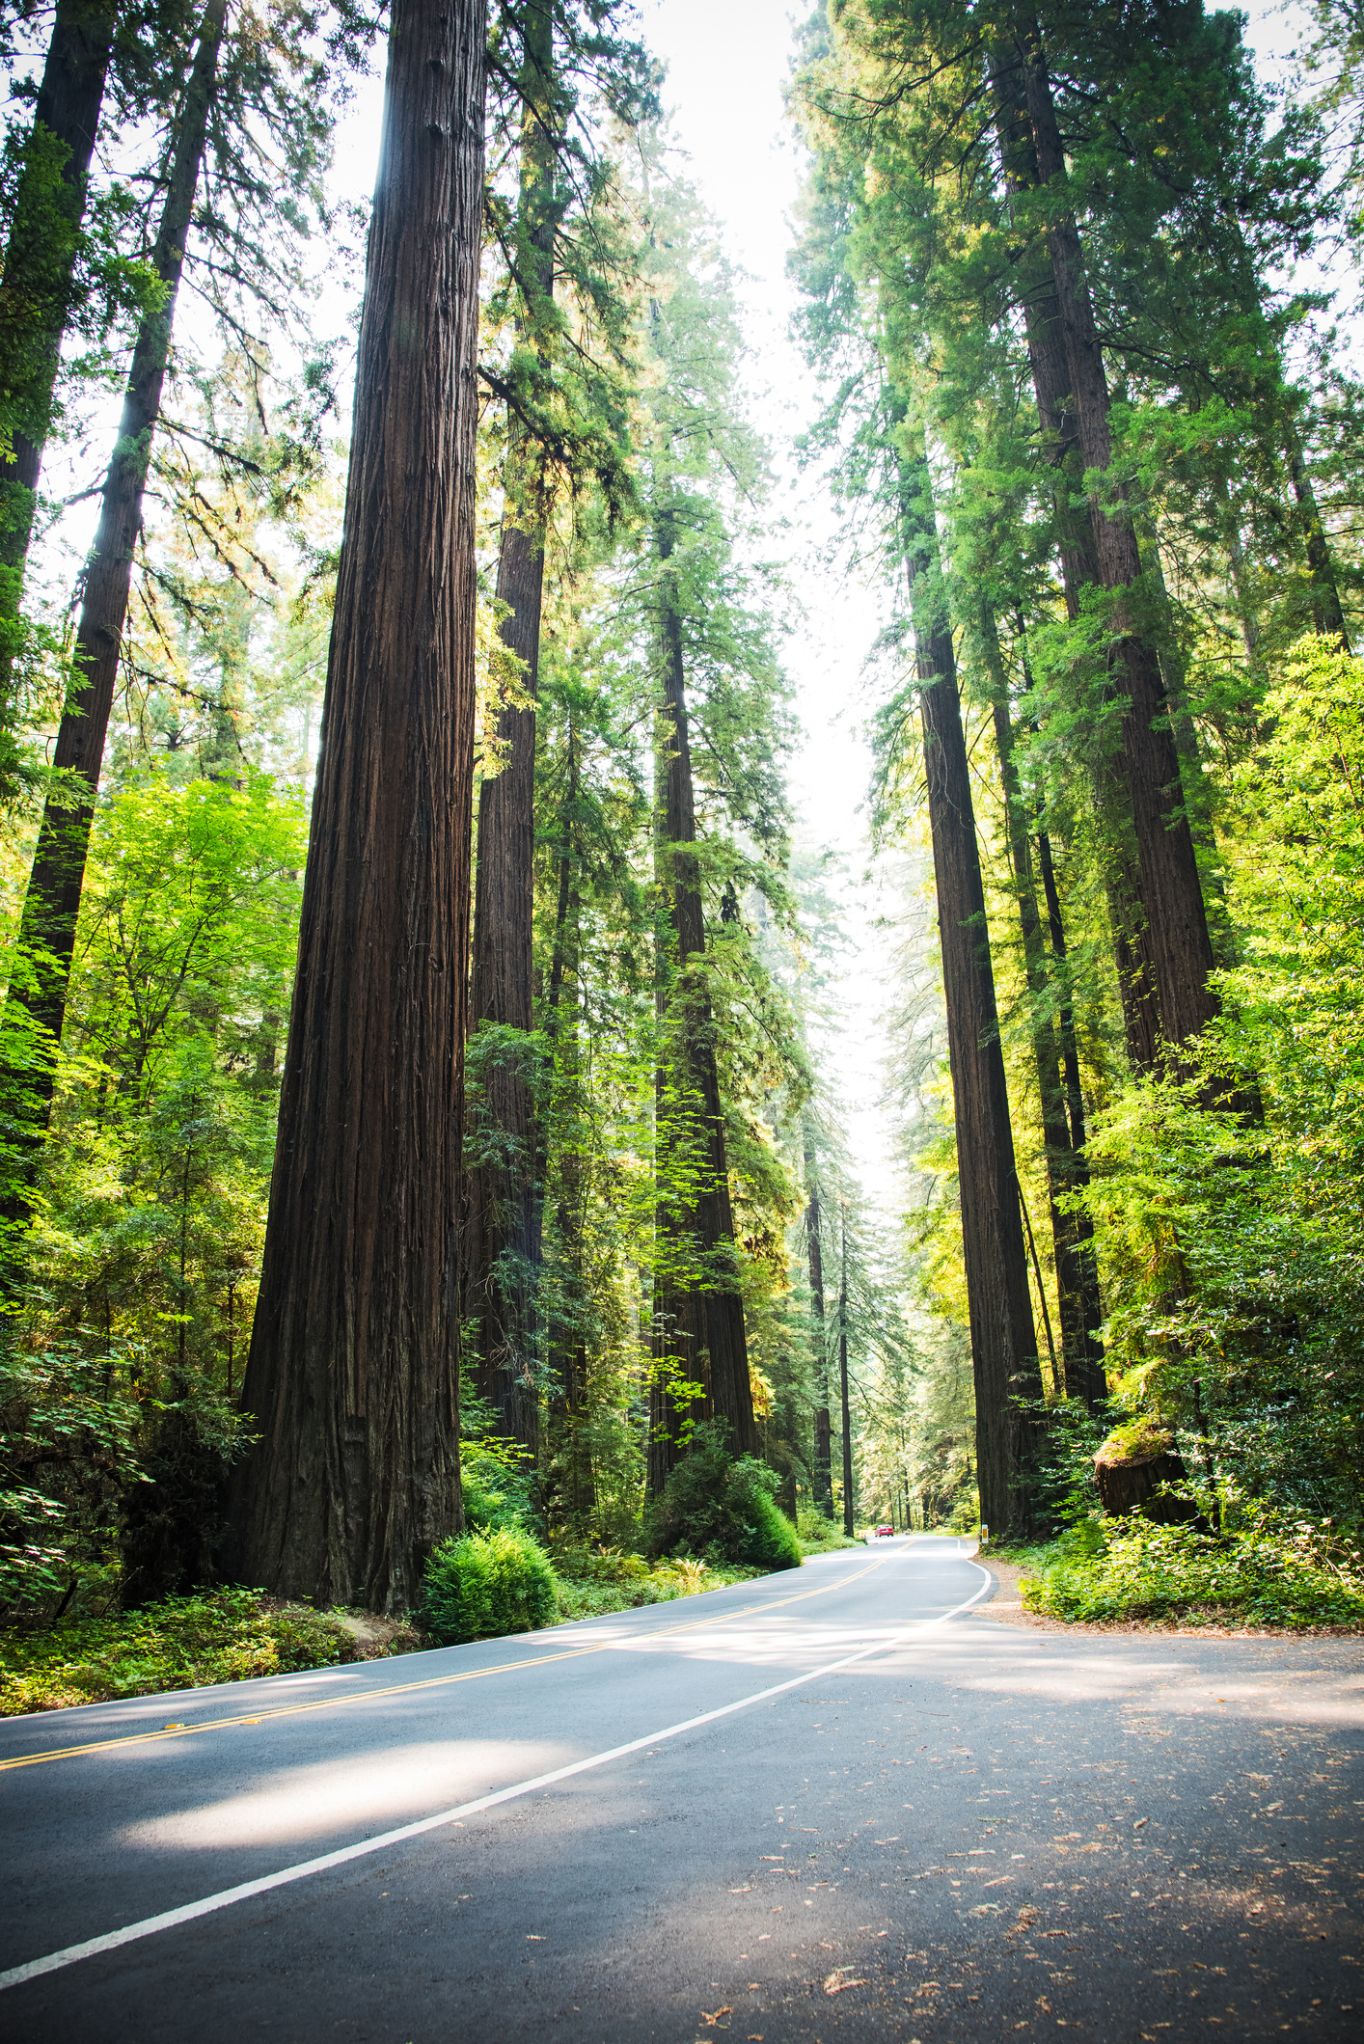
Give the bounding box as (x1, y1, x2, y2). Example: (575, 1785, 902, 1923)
(647, 513, 754, 1493)
(990, 43, 1162, 1073)
(0, 0, 117, 683)
(838, 1212, 854, 1539)
(803, 1130, 833, 1515)
(1017, 18, 1218, 1056)
(1033, 817, 1088, 1159)
(982, 618, 1105, 1409)
(896, 430, 1042, 1537)
(542, 720, 594, 1526)
(229, 0, 487, 1612)
(1286, 435, 1350, 647)
(467, 0, 560, 1450)
(0, 0, 228, 1238)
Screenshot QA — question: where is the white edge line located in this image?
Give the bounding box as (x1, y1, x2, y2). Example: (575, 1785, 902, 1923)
(1, 1555, 991, 1995)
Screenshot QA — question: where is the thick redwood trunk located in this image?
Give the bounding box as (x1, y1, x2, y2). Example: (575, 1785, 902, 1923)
(467, 0, 559, 1449)
(648, 517, 754, 1493)
(804, 1135, 834, 1515)
(1018, 21, 1217, 1055)
(0, 0, 116, 652)
(230, 0, 486, 1612)
(897, 435, 1042, 1536)
(1, 0, 227, 1231)
(984, 627, 1105, 1410)
(991, 45, 1163, 1072)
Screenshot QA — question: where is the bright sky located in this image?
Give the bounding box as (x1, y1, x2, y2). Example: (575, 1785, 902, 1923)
(634, 0, 903, 1210)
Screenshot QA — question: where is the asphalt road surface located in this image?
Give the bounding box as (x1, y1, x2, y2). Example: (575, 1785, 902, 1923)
(2, 1534, 1362, 2042)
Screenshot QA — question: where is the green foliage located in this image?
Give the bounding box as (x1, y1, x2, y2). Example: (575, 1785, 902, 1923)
(945, 1493, 981, 1535)
(795, 1503, 859, 1553)
(646, 1424, 802, 1572)
(1022, 1510, 1364, 1631)
(1021, 1396, 1114, 1532)
(1077, 641, 1364, 1528)
(419, 1525, 560, 1645)
(460, 1438, 535, 1534)
(0, 1584, 400, 1716)
(0, 1343, 142, 1615)
(548, 1540, 758, 1620)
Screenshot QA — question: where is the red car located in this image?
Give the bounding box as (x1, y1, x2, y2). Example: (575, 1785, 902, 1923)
(874, 1523, 895, 1538)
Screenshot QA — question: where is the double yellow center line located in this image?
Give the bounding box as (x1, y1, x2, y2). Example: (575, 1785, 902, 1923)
(1, 1552, 890, 1775)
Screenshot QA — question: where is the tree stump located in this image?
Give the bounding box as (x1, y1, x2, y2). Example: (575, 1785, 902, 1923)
(1093, 1425, 1200, 1524)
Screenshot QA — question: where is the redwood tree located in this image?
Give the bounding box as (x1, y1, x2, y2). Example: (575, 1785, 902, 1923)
(1, 0, 227, 1235)
(898, 427, 1043, 1535)
(467, 0, 560, 1450)
(230, 0, 487, 1611)
(647, 507, 756, 1491)
(1012, 17, 1219, 1055)
(0, 0, 118, 750)
(804, 1129, 834, 1514)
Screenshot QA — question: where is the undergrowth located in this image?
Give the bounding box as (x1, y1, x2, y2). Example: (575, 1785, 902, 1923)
(0, 1586, 419, 1716)
(795, 1505, 861, 1554)
(1020, 1511, 1364, 1630)
(550, 1542, 760, 1619)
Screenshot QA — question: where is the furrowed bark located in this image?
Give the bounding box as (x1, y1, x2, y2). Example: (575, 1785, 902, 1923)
(990, 42, 1163, 1072)
(1, 0, 227, 1235)
(467, 0, 560, 1450)
(1017, 17, 1218, 1055)
(896, 429, 1042, 1537)
(230, 0, 487, 1612)
(648, 512, 754, 1493)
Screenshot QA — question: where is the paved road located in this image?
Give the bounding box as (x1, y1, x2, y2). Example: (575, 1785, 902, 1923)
(2, 1535, 1361, 2042)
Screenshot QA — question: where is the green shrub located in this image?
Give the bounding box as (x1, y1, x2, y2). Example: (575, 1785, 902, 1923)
(0, 1586, 378, 1716)
(419, 1524, 559, 1645)
(646, 1426, 801, 1573)
(460, 1440, 534, 1533)
(946, 1492, 980, 1535)
(1022, 1510, 1364, 1630)
(550, 1546, 758, 1621)
(795, 1504, 858, 1553)
(0, 1344, 143, 1618)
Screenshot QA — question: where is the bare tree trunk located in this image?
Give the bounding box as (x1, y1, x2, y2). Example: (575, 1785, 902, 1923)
(803, 1130, 833, 1515)
(467, 0, 560, 1450)
(1, 0, 228, 1238)
(1017, 19, 1217, 1056)
(982, 620, 1105, 1410)
(229, 0, 487, 1612)
(647, 512, 754, 1493)
(896, 431, 1042, 1537)
(0, 0, 117, 671)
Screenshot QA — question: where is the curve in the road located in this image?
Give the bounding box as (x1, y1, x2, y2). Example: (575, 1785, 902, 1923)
(0, 1544, 990, 1995)
(0, 1544, 917, 1777)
